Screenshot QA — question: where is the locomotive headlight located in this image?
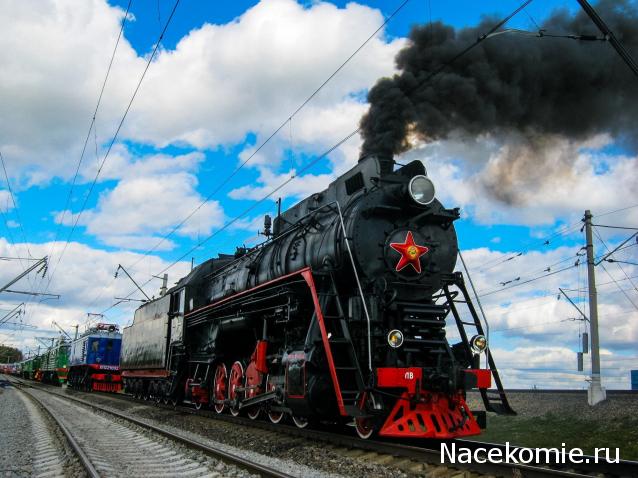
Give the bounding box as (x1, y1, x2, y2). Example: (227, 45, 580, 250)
(387, 329, 404, 348)
(470, 334, 488, 354)
(408, 175, 436, 205)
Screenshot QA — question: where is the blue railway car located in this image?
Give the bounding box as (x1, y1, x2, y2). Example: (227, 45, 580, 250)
(67, 323, 123, 392)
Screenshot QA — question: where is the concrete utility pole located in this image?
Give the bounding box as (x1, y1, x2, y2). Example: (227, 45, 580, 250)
(584, 210, 606, 405)
(152, 273, 169, 296)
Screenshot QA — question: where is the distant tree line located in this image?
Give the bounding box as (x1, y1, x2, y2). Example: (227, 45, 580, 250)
(0, 345, 23, 363)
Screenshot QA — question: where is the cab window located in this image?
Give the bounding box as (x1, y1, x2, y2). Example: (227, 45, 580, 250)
(172, 289, 186, 315)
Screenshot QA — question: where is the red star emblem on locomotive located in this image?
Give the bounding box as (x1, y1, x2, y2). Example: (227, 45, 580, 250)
(390, 231, 429, 273)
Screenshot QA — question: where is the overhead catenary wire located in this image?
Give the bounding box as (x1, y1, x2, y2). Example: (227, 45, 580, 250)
(49, 0, 134, 258)
(85, 0, 414, 310)
(117, 0, 413, 265)
(592, 224, 638, 231)
(593, 227, 638, 294)
(471, 205, 638, 273)
(474, 246, 586, 291)
(597, 241, 637, 258)
(0, 256, 40, 261)
(477, 263, 578, 298)
(596, 203, 638, 218)
(42, 0, 181, 299)
(101, 129, 361, 314)
(563, 273, 638, 291)
(0, 151, 40, 305)
(116, 0, 533, 275)
(598, 263, 638, 312)
(0, 193, 23, 264)
(0, 152, 32, 259)
(473, 221, 582, 273)
(489, 309, 637, 334)
(575, 0, 638, 78)
(99, 0, 542, 316)
(29, 0, 135, 323)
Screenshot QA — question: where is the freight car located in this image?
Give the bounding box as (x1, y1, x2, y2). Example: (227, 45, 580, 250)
(67, 323, 122, 392)
(121, 155, 514, 439)
(39, 337, 70, 385)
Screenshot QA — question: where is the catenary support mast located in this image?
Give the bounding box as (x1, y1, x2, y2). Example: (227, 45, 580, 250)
(584, 210, 606, 405)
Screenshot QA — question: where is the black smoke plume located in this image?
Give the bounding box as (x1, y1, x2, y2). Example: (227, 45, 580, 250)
(360, 0, 638, 202)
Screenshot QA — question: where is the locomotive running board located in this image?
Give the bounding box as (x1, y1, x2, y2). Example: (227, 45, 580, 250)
(442, 272, 516, 416)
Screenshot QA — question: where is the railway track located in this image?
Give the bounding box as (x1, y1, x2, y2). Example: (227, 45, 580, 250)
(107, 391, 638, 478)
(7, 376, 295, 478)
(0, 377, 70, 477)
(10, 377, 638, 478)
(174, 405, 638, 478)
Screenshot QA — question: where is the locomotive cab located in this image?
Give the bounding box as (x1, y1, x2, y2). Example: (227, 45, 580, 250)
(68, 323, 122, 392)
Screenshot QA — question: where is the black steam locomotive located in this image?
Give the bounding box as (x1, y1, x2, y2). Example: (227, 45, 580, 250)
(120, 155, 513, 439)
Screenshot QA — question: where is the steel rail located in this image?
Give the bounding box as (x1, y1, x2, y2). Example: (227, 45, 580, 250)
(11, 377, 638, 478)
(14, 383, 100, 478)
(164, 397, 638, 478)
(68, 386, 632, 478)
(198, 415, 611, 478)
(8, 377, 294, 478)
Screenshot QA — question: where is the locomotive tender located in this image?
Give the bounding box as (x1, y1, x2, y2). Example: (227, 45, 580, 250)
(121, 155, 513, 439)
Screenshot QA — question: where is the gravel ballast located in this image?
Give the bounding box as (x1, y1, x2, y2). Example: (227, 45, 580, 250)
(52, 386, 411, 477)
(0, 377, 73, 477)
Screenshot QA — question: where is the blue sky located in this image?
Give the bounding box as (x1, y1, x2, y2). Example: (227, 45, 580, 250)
(0, 0, 636, 388)
(18, 0, 583, 257)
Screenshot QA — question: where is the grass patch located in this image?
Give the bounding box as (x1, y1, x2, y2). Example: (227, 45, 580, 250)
(472, 414, 638, 460)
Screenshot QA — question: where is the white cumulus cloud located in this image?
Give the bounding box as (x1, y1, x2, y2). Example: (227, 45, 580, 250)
(54, 151, 225, 250)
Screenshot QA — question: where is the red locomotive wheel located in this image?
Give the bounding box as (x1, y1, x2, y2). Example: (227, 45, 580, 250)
(354, 392, 376, 440)
(213, 363, 227, 414)
(266, 375, 283, 424)
(244, 361, 262, 420)
(355, 415, 374, 439)
(228, 361, 244, 417)
(292, 415, 309, 429)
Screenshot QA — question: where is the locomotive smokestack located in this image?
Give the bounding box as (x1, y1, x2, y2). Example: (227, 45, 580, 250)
(359, 0, 638, 202)
(359, 152, 394, 175)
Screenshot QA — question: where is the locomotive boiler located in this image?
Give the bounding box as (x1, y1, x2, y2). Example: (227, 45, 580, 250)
(121, 155, 513, 439)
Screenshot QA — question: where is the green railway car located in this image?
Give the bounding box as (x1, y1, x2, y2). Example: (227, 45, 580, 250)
(21, 355, 42, 380)
(40, 339, 70, 385)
